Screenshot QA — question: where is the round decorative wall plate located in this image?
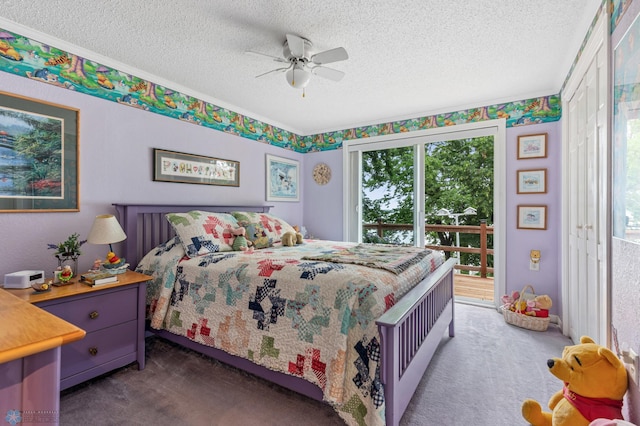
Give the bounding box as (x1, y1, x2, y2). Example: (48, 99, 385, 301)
(313, 163, 331, 185)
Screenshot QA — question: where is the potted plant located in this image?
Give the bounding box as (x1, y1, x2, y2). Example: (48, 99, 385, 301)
(47, 233, 86, 276)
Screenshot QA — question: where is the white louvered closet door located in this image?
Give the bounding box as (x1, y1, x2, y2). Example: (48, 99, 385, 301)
(563, 10, 608, 345)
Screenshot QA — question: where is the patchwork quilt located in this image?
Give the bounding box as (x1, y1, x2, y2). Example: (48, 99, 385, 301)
(136, 239, 444, 426)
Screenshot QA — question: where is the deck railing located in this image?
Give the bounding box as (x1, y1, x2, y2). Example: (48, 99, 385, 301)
(363, 220, 494, 278)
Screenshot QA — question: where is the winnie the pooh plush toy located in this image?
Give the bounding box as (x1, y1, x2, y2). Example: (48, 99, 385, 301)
(525, 294, 553, 318)
(522, 336, 628, 426)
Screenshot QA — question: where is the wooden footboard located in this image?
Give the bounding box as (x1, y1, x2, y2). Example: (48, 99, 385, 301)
(376, 257, 457, 426)
(114, 204, 456, 426)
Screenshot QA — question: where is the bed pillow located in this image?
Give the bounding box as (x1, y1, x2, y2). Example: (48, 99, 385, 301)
(231, 211, 296, 245)
(166, 211, 238, 257)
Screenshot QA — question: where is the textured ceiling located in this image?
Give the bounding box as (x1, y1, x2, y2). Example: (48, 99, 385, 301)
(0, 0, 602, 135)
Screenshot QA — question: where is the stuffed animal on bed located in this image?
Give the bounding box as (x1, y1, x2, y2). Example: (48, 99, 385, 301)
(521, 336, 628, 426)
(231, 227, 252, 252)
(282, 226, 304, 247)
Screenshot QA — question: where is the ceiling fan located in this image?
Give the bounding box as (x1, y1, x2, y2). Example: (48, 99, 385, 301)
(246, 34, 348, 93)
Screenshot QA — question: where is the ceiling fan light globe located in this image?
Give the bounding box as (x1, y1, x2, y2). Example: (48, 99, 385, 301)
(285, 64, 311, 88)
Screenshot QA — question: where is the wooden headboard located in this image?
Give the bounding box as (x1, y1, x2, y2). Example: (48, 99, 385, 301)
(113, 204, 272, 269)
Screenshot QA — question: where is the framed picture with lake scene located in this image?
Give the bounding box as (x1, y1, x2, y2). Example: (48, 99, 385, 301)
(0, 91, 79, 212)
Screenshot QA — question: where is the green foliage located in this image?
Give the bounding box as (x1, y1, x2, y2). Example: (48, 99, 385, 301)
(5, 111, 63, 194)
(48, 233, 86, 258)
(362, 136, 494, 267)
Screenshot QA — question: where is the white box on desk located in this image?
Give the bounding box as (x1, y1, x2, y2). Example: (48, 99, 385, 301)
(3, 270, 45, 289)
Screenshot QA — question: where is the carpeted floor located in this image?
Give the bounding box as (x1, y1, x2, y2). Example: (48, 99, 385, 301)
(60, 303, 573, 425)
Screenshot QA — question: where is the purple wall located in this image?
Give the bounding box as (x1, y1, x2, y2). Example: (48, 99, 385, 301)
(505, 122, 562, 313)
(0, 71, 304, 276)
(302, 150, 344, 241)
(303, 121, 563, 314)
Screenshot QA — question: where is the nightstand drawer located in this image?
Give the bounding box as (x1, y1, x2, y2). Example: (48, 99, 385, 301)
(15, 270, 151, 390)
(42, 287, 137, 332)
(61, 319, 137, 379)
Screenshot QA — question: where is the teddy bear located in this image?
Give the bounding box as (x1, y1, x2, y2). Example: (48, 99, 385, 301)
(231, 227, 252, 252)
(521, 336, 628, 426)
(525, 294, 553, 317)
(281, 231, 296, 246)
(281, 226, 304, 247)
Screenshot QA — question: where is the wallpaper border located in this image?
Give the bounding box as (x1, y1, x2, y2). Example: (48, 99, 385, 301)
(0, 26, 559, 154)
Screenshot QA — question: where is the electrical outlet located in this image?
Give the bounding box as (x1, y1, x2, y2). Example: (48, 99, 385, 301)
(529, 260, 539, 271)
(622, 347, 639, 385)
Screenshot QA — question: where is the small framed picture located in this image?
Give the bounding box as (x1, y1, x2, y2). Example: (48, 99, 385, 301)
(517, 168, 547, 194)
(517, 205, 547, 230)
(153, 149, 240, 186)
(517, 133, 547, 159)
(266, 154, 299, 202)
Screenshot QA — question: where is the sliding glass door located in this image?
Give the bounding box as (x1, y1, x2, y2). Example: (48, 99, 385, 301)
(343, 120, 506, 306)
(361, 146, 417, 245)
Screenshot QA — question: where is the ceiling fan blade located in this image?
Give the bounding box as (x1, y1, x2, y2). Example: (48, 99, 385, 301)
(245, 50, 289, 64)
(286, 34, 305, 58)
(312, 66, 345, 82)
(310, 47, 348, 65)
(255, 65, 290, 78)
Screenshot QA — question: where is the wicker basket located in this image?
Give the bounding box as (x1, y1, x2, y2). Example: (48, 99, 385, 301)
(501, 285, 550, 332)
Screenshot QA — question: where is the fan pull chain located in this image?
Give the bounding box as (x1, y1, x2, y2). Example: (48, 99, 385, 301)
(292, 64, 296, 87)
(302, 88, 306, 98)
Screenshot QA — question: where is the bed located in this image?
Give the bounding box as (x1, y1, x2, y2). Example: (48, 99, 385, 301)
(114, 204, 456, 426)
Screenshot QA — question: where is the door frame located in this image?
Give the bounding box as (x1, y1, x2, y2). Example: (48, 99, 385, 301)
(342, 119, 506, 307)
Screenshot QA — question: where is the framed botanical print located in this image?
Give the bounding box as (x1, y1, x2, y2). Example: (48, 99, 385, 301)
(266, 154, 299, 202)
(0, 91, 79, 212)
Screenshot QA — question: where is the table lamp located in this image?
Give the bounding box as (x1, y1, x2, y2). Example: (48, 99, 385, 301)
(87, 214, 127, 272)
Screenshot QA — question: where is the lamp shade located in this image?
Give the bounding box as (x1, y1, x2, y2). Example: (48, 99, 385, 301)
(87, 214, 126, 245)
(285, 63, 311, 88)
